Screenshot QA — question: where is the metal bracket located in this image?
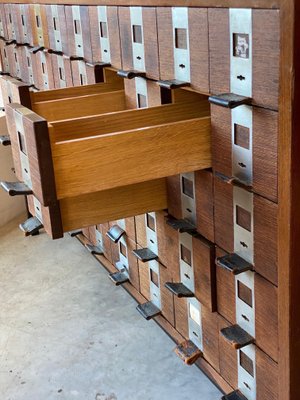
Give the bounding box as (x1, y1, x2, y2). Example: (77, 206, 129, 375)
(0, 181, 33, 196)
(237, 344, 256, 400)
(180, 172, 197, 226)
(208, 93, 252, 109)
(30, 46, 44, 54)
(71, 6, 84, 58)
(164, 282, 194, 298)
(174, 340, 202, 365)
(135, 77, 148, 108)
(216, 253, 253, 275)
(187, 298, 203, 350)
(0, 135, 11, 146)
(166, 216, 196, 233)
(220, 324, 255, 349)
(117, 69, 146, 80)
(136, 301, 161, 320)
(230, 9, 252, 98)
(50, 5, 63, 53)
(222, 391, 248, 400)
(109, 271, 129, 286)
(235, 270, 255, 338)
(5, 40, 16, 46)
(19, 216, 43, 237)
(106, 224, 125, 243)
(172, 7, 190, 83)
(179, 232, 195, 293)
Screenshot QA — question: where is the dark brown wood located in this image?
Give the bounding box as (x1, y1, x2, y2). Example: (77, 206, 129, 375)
(160, 263, 175, 326)
(0, 75, 31, 107)
(195, 170, 214, 242)
(193, 234, 216, 312)
(202, 305, 220, 372)
(255, 273, 278, 362)
(216, 247, 236, 324)
(156, 210, 180, 271)
(256, 347, 278, 400)
(31, 50, 55, 90)
(254, 196, 278, 286)
(218, 315, 238, 389)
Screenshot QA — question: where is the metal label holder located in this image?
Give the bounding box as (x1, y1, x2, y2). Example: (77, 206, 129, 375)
(97, 6, 111, 64)
(50, 5, 63, 53)
(187, 298, 203, 351)
(179, 232, 195, 293)
(72, 6, 84, 58)
(130, 7, 145, 73)
(172, 7, 190, 83)
(237, 344, 256, 400)
(180, 172, 197, 225)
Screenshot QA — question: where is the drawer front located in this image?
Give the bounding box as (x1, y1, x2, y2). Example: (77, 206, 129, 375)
(157, 7, 209, 92)
(46, 5, 69, 54)
(51, 54, 73, 89)
(31, 50, 55, 91)
(209, 8, 280, 110)
(30, 4, 49, 48)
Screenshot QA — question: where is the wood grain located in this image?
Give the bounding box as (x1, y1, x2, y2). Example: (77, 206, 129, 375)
(174, 296, 189, 338)
(166, 175, 182, 220)
(216, 247, 236, 324)
(59, 179, 168, 231)
(193, 234, 216, 312)
(50, 54, 73, 89)
(142, 7, 160, 80)
(214, 177, 234, 253)
(256, 348, 278, 400)
(255, 274, 278, 362)
(254, 196, 278, 286)
(218, 315, 238, 389)
(160, 263, 175, 326)
(202, 305, 220, 372)
(195, 170, 214, 242)
(30, 4, 49, 48)
(156, 210, 180, 271)
(32, 90, 126, 121)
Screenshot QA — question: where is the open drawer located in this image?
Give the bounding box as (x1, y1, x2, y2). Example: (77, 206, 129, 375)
(3, 96, 211, 238)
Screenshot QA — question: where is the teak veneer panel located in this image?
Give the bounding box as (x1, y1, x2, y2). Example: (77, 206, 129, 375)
(256, 348, 278, 400)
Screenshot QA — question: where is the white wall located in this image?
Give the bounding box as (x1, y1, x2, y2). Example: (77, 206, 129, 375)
(0, 113, 26, 227)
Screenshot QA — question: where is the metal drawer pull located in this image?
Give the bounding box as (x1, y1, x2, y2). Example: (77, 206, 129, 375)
(221, 390, 248, 400)
(0, 181, 33, 196)
(165, 282, 194, 298)
(109, 271, 129, 286)
(132, 248, 158, 263)
(85, 244, 104, 255)
(208, 93, 251, 109)
(136, 301, 161, 320)
(117, 69, 146, 80)
(216, 253, 253, 275)
(106, 224, 125, 243)
(157, 79, 190, 90)
(19, 216, 43, 237)
(0, 135, 11, 146)
(220, 324, 255, 350)
(173, 340, 202, 365)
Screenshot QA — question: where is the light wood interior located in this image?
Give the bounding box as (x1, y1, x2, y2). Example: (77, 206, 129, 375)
(59, 178, 168, 231)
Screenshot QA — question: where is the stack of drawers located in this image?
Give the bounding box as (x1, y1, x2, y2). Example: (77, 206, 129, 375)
(0, 3, 289, 400)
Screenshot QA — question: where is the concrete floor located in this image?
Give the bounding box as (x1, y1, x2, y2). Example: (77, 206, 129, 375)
(0, 216, 222, 400)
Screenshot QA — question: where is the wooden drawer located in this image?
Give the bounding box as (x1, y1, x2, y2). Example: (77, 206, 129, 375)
(89, 6, 121, 69)
(65, 5, 92, 62)
(214, 175, 278, 286)
(166, 169, 214, 243)
(89, 223, 113, 264)
(157, 7, 209, 93)
(211, 104, 278, 202)
(209, 8, 280, 110)
(15, 5, 33, 45)
(124, 78, 162, 109)
(0, 38, 10, 74)
(29, 4, 50, 49)
(70, 60, 105, 86)
(45, 5, 69, 55)
(0, 4, 8, 40)
(30, 49, 55, 91)
(50, 54, 73, 89)
(0, 75, 31, 108)
(119, 6, 159, 80)
(4, 4, 18, 42)
(216, 247, 278, 362)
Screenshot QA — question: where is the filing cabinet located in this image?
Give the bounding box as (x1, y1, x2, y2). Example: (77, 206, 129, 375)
(1, 2, 298, 400)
